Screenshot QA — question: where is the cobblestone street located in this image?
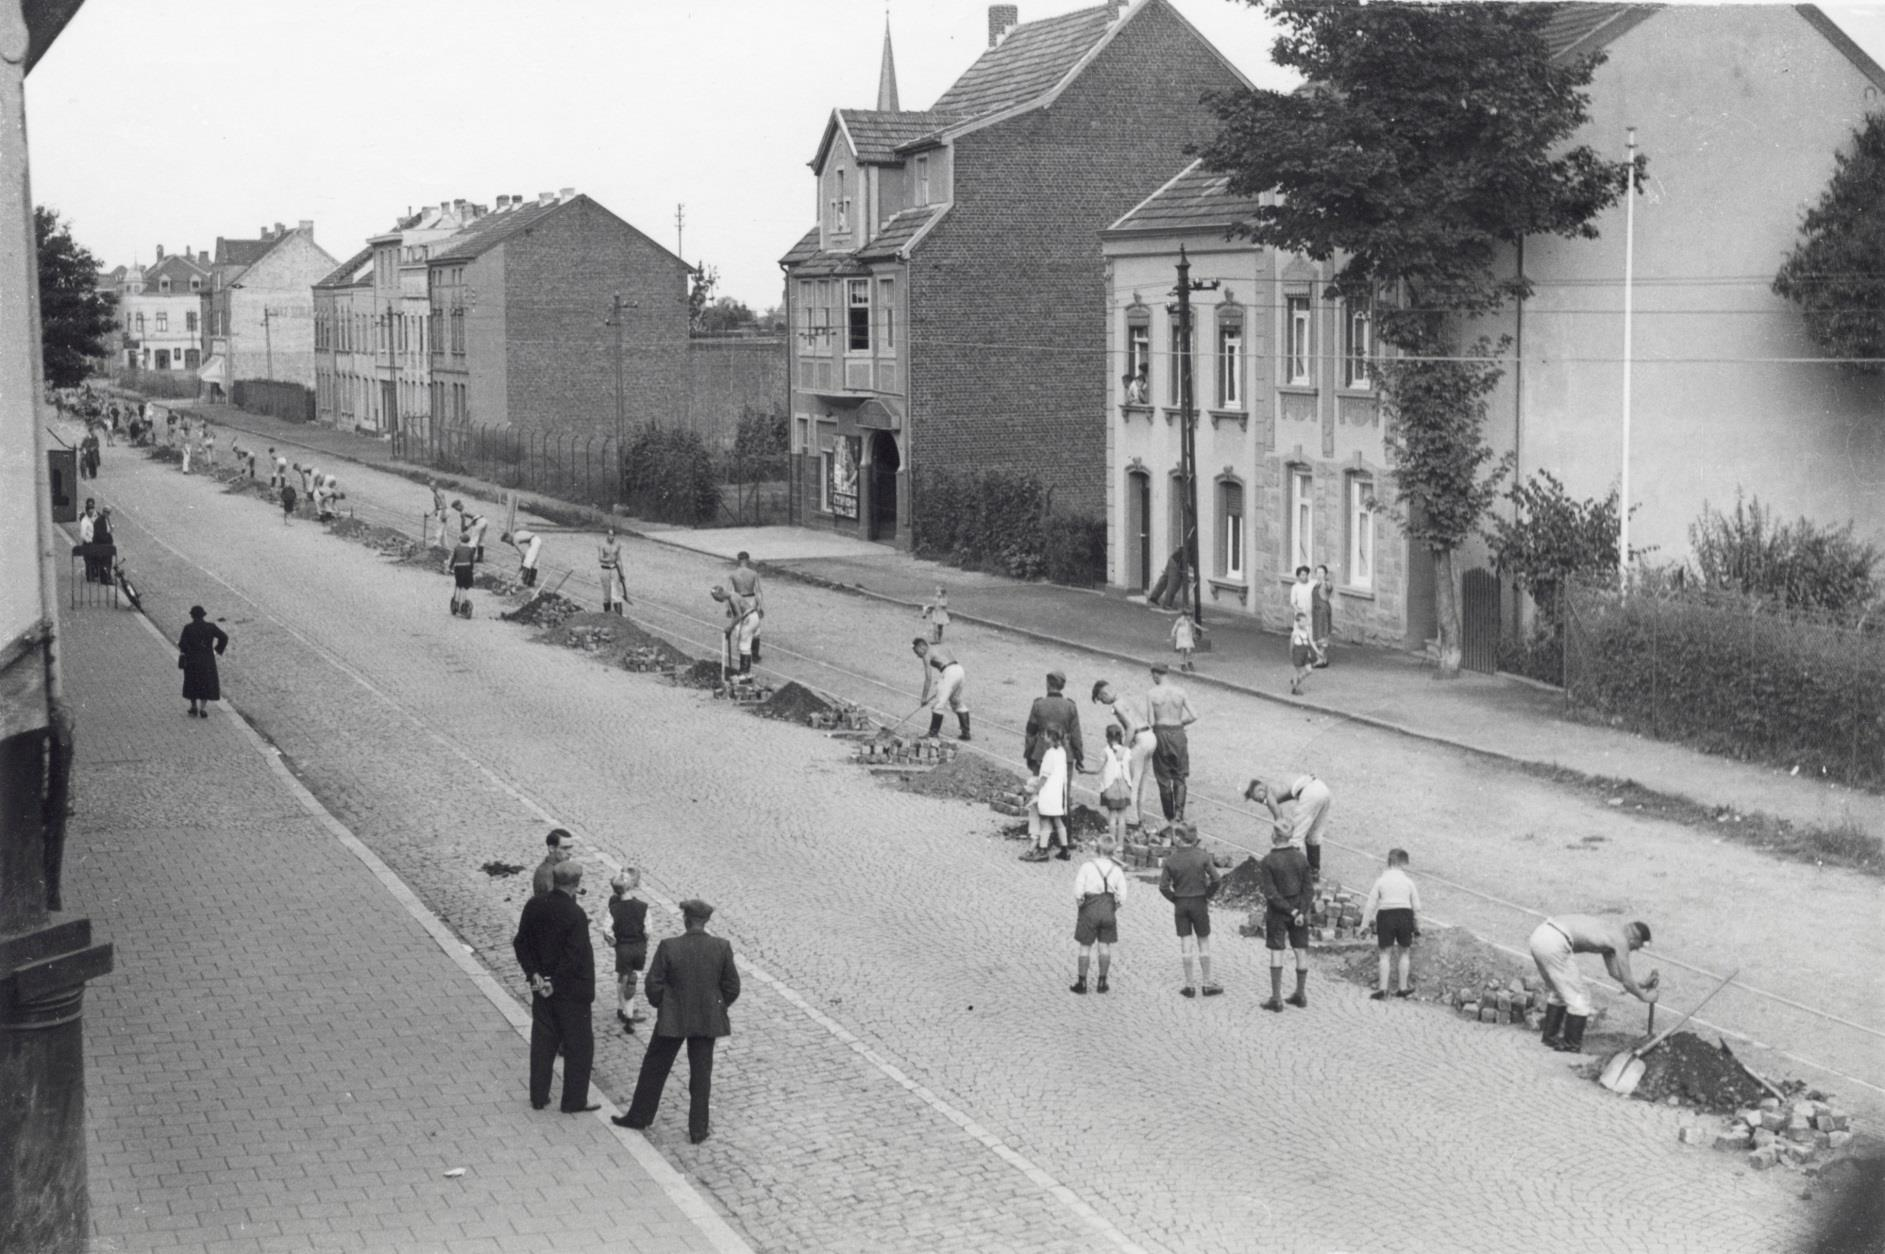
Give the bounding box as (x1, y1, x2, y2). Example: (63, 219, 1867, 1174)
(67, 440, 1870, 1252)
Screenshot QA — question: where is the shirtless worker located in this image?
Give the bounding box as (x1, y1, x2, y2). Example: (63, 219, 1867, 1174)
(1246, 773, 1334, 883)
(728, 552, 764, 662)
(506, 527, 543, 587)
(1527, 915, 1660, 1054)
(1146, 663, 1198, 833)
(912, 638, 970, 742)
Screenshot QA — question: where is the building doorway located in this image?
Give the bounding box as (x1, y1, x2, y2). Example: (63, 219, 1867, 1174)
(154, 349, 170, 369)
(1126, 470, 1151, 591)
(868, 430, 899, 542)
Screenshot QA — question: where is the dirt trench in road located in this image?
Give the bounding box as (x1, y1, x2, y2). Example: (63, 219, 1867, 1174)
(111, 415, 1885, 1129)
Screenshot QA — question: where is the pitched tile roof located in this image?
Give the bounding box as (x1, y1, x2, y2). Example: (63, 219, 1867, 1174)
(141, 253, 209, 292)
(931, 4, 1119, 120)
(837, 109, 964, 164)
(779, 227, 821, 269)
(214, 236, 272, 268)
(856, 205, 947, 260)
(1537, 3, 1659, 62)
(1106, 161, 1267, 237)
(314, 246, 374, 290)
(426, 196, 572, 263)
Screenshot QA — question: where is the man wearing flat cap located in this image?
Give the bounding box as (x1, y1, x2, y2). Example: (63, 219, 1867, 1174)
(615, 899, 742, 1144)
(1024, 670, 1084, 777)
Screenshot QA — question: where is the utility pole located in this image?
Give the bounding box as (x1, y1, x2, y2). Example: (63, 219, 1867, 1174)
(1618, 127, 1637, 594)
(675, 203, 685, 260)
(261, 306, 274, 382)
(1174, 245, 1216, 628)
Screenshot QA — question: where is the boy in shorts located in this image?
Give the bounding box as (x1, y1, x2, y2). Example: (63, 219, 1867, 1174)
(1288, 611, 1315, 695)
(1157, 823, 1223, 997)
(1363, 848, 1421, 999)
(1257, 825, 1313, 1011)
(449, 531, 476, 616)
(606, 868, 650, 1030)
(1069, 836, 1127, 994)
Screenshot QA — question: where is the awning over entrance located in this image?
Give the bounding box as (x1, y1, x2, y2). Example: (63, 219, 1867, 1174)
(829, 395, 903, 437)
(197, 354, 227, 385)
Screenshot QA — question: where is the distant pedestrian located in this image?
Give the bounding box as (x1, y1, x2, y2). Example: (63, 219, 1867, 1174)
(912, 638, 970, 742)
(728, 552, 764, 662)
(920, 584, 950, 643)
(298, 463, 315, 496)
(1363, 849, 1421, 1000)
(1528, 915, 1659, 1054)
(1288, 612, 1315, 695)
(1288, 563, 1314, 624)
(606, 868, 650, 1031)
(1158, 822, 1223, 998)
(177, 605, 228, 719)
(246, 450, 258, 480)
(506, 528, 542, 586)
(180, 434, 194, 475)
(615, 899, 741, 1144)
(1096, 725, 1132, 847)
(598, 528, 627, 614)
(1312, 564, 1333, 668)
(1257, 824, 1314, 1012)
(1146, 663, 1197, 831)
(81, 431, 100, 479)
(1247, 773, 1332, 883)
(1169, 612, 1206, 672)
(449, 531, 476, 616)
(279, 481, 297, 524)
(533, 828, 577, 897)
(1023, 670, 1084, 776)
(268, 448, 285, 487)
(511, 860, 601, 1114)
(1091, 679, 1157, 832)
(1069, 835, 1127, 994)
(1021, 727, 1070, 862)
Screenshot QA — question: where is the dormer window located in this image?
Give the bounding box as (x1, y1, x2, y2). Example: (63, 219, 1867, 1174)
(915, 155, 930, 206)
(159, 277, 171, 293)
(190, 277, 201, 292)
(831, 168, 851, 233)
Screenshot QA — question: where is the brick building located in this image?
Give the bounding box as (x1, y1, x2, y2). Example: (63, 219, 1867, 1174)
(199, 221, 337, 395)
(115, 247, 210, 372)
(424, 190, 690, 440)
(779, 0, 1247, 546)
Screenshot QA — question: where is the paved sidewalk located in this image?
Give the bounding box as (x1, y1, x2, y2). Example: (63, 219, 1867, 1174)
(156, 394, 1883, 840)
(60, 558, 748, 1253)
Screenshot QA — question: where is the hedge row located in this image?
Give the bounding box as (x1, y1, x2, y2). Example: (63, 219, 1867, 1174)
(1566, 589, 1885, 788)
(622, 426, 720, 526)
(914, 469, 1106, 587)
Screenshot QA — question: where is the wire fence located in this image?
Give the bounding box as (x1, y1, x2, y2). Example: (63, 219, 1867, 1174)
(392, 420, 790, 526)
(1563, 576, 1885, 788)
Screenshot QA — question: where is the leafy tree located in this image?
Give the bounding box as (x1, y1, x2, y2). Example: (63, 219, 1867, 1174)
(756, 304, 787, 333)
(696, 296, 758, 334)
(1773, 112, 1885, 375)
(36, 206, 116, 388)
(1194, 1, 1635, 672)
(687, 263, 720, 332)
(1485, 470, 1621, 620)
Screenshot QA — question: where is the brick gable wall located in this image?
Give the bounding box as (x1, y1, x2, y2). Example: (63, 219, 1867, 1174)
(908, 1, 1243, 525)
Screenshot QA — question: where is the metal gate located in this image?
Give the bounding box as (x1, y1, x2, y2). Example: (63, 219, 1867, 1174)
(1461, 566, 1500, 674)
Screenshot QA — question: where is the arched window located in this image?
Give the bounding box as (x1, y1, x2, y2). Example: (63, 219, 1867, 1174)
(1216, 477, 1245, 581)
(1215, 306, 1244, 409)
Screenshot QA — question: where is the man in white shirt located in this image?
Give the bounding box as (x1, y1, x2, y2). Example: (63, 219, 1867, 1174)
(507, 528, 543, 586)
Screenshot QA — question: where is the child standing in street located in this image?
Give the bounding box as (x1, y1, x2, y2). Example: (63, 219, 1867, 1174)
(1169, 613, 1205, 672)
(1021, 729, 1070, 861)
(606, 868, 650, 1030)
(449, 531, 476, 616)
(920, 584, 950, 643)
(1363, 848, 1421, 1000)
(1097, 724, 1133, 848)
(279, 480, 297, 525)
(1069, 836, 1127, 995)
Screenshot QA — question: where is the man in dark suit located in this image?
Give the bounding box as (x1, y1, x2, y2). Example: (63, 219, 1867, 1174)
(1024, 670, 1084, 775)
(613, 899, 741, 1144)
(511, 860, 600, 1114)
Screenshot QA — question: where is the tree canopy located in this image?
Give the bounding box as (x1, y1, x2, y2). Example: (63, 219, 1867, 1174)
(1773, 111, 1885, 375)
(1194, 0, 1634, 670)
(36, 206, 116, 388)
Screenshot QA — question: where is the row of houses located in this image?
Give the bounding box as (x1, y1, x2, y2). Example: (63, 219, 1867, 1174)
(779, 0, 1885, 658)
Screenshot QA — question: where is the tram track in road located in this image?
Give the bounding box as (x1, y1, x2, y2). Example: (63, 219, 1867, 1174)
(142, 419, 1885, 1102)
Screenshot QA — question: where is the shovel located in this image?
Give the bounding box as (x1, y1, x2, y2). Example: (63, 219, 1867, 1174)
(1598, 967, 1738, 1097)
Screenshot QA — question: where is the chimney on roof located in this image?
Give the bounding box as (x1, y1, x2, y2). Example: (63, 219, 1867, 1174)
(1107, 0, 1127, 16)
(155, 244, 164, 260)
(538, 192, 555, 206)
(559, 187, 575, 200)
(274, 222, 284, 236)
(257, 225, 267, 239)
(298, 219, 313, 233)
(495, 195, 508, 210)
(511, 193, 521, 206)
(989, 4, 1018, 47)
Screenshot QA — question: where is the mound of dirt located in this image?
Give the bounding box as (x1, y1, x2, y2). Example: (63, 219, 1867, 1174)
(901, 751, 1025, 804)
(1628, 1033, 1771, 1113)
(501, 592, 581, 629)
(1334, 923, 1536, 1007)
(754, 680, 835, 723)
(679, 659, 724, 689)
(1217, 856, 1267, 907)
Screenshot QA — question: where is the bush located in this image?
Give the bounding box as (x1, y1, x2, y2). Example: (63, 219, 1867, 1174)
(1484, 470, 1621, 620)
(1689, 492, 1879, 619)
(913, 468, 1105, 586)
(1496, 625, 1563, 686)
(1566, 582, 1885, 788)
(113, 367, 200, 399)
(622, 426, 720, 525)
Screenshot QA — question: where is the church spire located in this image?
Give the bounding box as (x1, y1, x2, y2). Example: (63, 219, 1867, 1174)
(877, 17, 900, 112)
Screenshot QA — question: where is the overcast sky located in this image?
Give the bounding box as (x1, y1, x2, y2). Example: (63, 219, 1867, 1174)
(24, 0, 1885, 310)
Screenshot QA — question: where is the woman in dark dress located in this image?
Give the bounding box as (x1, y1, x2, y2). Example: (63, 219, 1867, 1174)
(178, 606, 229, 718)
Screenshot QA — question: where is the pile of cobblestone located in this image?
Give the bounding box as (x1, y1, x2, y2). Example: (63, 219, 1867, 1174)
(717, 675, 777, 703)
(1691, 1094, 1857, 1173)
(854, 735, 959, 768)
(806, 703, 875, 732)
(1450, 978, 1556, 1028)
(498, 591, 580, 629)
(1234, 878, 1373, 942)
